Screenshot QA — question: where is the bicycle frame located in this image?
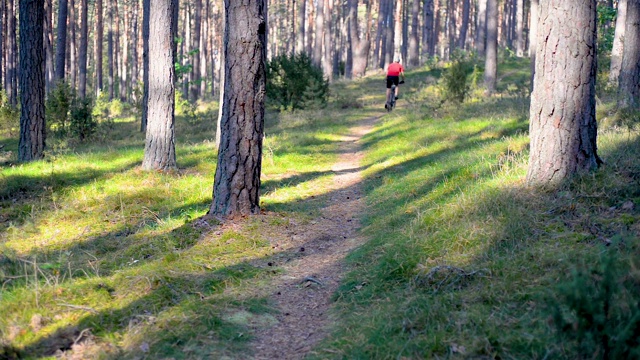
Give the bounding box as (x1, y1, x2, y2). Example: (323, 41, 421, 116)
(386, 84, 397, 112)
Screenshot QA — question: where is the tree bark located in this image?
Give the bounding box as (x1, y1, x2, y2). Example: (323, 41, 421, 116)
(55, 0, 68, 82)
(348, 0, 370, 76)
(191, 0, 202, 102)
(18, 0, 46, 161)
(618, 0, 640, 109)
(609, 0, 628, 86)
(78, 0, 88, 98)
(516, 0, 524, 56)
(95, 0, 103, 96)
(422, 0, 434, 58)
(142, 0, 177, 171)
(6, 0, 17, 104)
(484, 0, 497, 94)
(141, 0, 149, 132)
(458, 0, 470, 50)
(314, 0, 323, 67)
(527, 0, 600, 186)
(296, 0, 305, 54)
(476, 0, 487, 56)
(211, 0, 267, 218)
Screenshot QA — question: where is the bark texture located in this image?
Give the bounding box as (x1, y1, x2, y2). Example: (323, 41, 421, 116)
(78, 0, 89, 98)
(609, 0, 627, 86)
(142, 0, 177, 171)
(55, 0, 68, 81)
(18, 0, 46, 161)
(484, 0, 498, 94)
(211, 0, 267, 218)
(527, 0, 600, 186)
(618, 0, 640, 108)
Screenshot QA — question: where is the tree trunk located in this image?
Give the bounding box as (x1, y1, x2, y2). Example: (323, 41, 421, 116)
(322, 0, 333, 80)
(190, 0, 202, 102)
(77, 0, 88, 97)
(458, 0, 470, 50)
(296, 0, 305, 54)
(44, 0, 54, 92)
(211, 0, 267, 218)
(141, 0, 149, 132)
(18, 0, 46, 161)
(422, 0, 434, 58)
(314, 0, 323, 67)
(107, 0, 115, 99)
(95, 0, 103, 96)
(69, 0, 77, 88)
(609, 0, 628, 86)
(618, 0, 640, 109)
(142, 0, 177, 171)
(55, 0, 68, 82)
(515, 0, 524, 56)
(476, 0, 487, 56)
(349, 0, 370, 76)
(484, 0, 497, 94)
(6, 0, 17, 104)
(527, 0, 600, 186)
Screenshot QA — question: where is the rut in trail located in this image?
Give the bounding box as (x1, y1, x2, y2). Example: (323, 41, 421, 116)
(250, 116, 379, 360)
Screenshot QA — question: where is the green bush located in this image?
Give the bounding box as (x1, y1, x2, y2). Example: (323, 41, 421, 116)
(441, 54, 474, 104)
(70, 96, 97, 142)
(46, 81, 73, 137)
(548, 248, 640, 359)
(0, 91, 19, 137)
(266, 52, 329, 111)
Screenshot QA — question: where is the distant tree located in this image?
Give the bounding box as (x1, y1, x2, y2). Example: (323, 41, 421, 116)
(484, 0, 498, 94)
(476, 0, 487, 56)
(609, 0, 628, 87)
(77, 0, 89, 98)
(95, 0, 104, 96)
(55, 0, 68, 82)
(618, 0, 640, 109)
(527, 0, 601, 186)
(211, 0, 267, 217)
(18, 0, 46, 161)
(142, 0, 177, 171)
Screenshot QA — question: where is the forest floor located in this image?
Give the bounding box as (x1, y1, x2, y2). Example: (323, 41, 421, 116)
(248, 115, 379, 359)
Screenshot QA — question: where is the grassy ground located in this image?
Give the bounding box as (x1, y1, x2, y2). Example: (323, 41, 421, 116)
(1, 56, 639, 359)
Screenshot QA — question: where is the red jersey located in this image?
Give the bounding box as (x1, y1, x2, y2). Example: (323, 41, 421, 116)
(387, 63, 404, 76)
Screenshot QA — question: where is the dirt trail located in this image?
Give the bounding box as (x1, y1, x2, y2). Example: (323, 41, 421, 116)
(250, 116, 379, 359)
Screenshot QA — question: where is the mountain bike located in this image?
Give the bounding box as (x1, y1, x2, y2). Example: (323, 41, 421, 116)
(385, 84, 397, 112)
(385, 80, 404, 112)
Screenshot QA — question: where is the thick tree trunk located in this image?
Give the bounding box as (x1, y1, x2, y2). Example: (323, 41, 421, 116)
(618, 0, 640, 109)
(348, 0, 369, 77)
(484, 0, 498, 94)
(55, 0, 68, 82)
(142, 0, 177, 171)
(211, 0, 267, 218)
(95, 0, 103, 96)
(78, 0, 88, 98)
(18, 0, 46, 161)
(527, 0, 600, 186)
(610, 0, 628, 86)
(476, 0, 487, 56)
(141, 0, 149, 132)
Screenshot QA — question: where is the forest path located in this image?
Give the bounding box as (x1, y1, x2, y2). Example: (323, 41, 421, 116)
(250, 115, 380, 359)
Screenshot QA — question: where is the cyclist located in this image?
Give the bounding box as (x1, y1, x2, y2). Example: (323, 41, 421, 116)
(385, 56, 405, 109)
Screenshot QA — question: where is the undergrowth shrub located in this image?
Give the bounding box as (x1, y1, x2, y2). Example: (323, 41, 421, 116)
(548, 247, 640, 359)
(441, 53, 475, 103)
(0, 91, 18, 137)
(46, 81, 73, 137)
(266, 52, 329, 111)
(70, 96, 97, 142)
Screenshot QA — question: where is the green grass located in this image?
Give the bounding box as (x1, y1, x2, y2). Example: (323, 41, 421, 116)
(1, 57, 639, 359)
